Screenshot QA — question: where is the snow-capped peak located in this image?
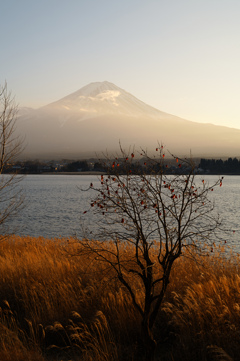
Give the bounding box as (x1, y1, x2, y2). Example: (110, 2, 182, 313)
(74, 81, 120, 97)
(43, 81, 169, 119)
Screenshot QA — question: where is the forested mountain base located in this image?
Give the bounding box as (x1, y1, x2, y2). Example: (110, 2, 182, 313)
(199, 157, 240, 174)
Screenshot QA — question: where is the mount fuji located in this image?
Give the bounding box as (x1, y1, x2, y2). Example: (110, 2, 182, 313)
(17, 81, 240, 159)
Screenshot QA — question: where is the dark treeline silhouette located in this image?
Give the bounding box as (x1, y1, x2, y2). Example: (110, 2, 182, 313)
(4, 157, 240, 175)
(63, 160, 89, 172)
(199, 157, 240, 174)
(3, 158, 190, 174)
(102, 158, 191, 175)
(3, 159, 105, 174)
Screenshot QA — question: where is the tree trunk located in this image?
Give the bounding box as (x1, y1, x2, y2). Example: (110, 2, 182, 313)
(141, 318, 157, 361)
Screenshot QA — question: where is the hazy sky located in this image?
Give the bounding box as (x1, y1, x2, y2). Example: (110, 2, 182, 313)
(1, 0, 240, 129)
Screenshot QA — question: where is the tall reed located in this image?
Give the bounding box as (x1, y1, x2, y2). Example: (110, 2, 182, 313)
(0, 236, 239, 360)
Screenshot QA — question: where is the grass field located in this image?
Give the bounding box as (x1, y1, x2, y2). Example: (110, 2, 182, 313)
(0, 236, 239, 361)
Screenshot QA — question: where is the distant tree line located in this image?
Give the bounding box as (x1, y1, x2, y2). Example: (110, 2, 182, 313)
(102, 158, 192, 175)
(199, 157, 240, 174)
(5, 157, 240, 175)
(4, 158, 192, 175)
(3, 159, 106, 174)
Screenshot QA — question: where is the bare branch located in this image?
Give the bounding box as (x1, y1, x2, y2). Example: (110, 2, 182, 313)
(0, 82, 24, 233)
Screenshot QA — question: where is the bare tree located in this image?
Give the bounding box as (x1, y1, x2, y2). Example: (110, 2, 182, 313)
(81, 146, 223, 361)
(0, 82, 24, 232)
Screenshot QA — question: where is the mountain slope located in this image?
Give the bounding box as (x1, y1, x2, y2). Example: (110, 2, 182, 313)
(17, 81, 240, 159)
(42, 81, 178, 120)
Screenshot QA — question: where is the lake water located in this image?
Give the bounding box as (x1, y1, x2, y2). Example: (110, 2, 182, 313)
(2, 174, 240, 249)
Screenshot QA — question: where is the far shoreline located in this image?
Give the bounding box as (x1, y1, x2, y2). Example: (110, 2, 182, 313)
(6, 171, 240, 176)
(43, 171, 106, 175)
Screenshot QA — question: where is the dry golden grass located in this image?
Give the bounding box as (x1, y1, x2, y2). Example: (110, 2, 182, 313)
(161, 243, 240, 360)
(0, 236, 239, 360)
